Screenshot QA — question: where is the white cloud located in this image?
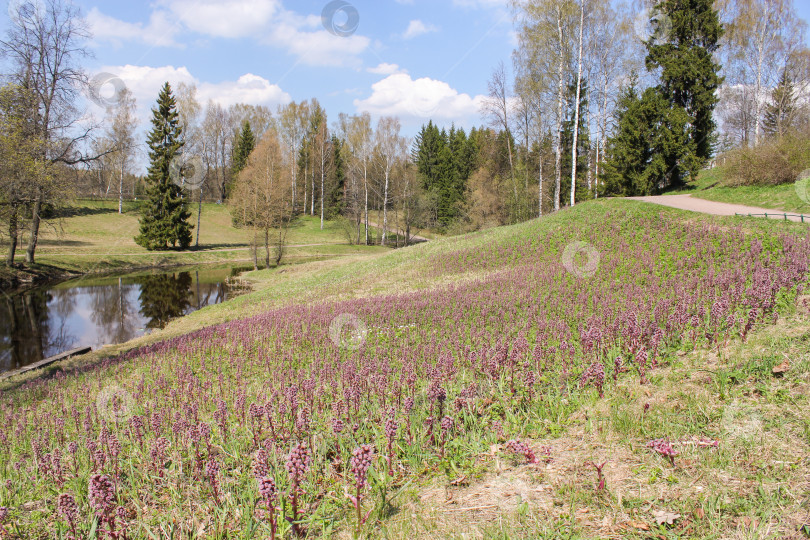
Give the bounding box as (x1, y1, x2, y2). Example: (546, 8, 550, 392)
(353, 73, 485, 122)
(87, 8, 182, 48)
(198, 73, 292, 108)
(88, 0, 371, 67)
(367, 63, 407, 75)
(264, 16, 371, 67)
(159, 0, 282, 39)
(97, 65, 290, 124)
(402, 20, 438, 40)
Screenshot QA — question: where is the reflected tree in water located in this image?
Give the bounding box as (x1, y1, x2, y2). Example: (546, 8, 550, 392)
(1, 269, 234, 371)
(89, 278, 139, 345)
(138, 272, 193, 329)
(0, 289, 73, 370)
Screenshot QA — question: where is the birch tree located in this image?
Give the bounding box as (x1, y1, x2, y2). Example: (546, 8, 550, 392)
(589, 1, 633, 197)
(374, 116, 406, 246)
(344, 113, 373, 244)
(175, 83, 203, 245)
(106, 88, 138, 214)
(569, 0, 585, 207)
(230, 129, 294, 267)
(512, 0, 575, 211)
(201, 101, 231, 202)
(725, 0, 803, 146)
(278, 101, 308, 212)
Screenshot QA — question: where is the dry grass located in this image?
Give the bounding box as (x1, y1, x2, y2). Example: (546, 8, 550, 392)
(358, 309, 810, 540)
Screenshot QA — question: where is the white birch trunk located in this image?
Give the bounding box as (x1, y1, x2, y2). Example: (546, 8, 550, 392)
(570, 0, 585, 208)
(554, 6, 565, 212)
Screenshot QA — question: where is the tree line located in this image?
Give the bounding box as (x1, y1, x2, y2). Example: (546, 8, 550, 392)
(3, 0, 809, 268)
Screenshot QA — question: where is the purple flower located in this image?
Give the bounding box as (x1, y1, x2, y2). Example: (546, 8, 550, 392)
(89, 474, 115, 515)
(647, 438, 678, 465)
(504, 440, 550, 465)
(285, 442, 310, 486)
(350, 444, 375, 490)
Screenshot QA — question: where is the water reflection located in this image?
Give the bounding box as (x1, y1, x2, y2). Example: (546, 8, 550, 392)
(0, 267, 240, 372)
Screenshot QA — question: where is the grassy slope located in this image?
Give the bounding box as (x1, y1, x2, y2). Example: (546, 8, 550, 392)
(3, 199, 809, 539)
(676, 167, 810, 213)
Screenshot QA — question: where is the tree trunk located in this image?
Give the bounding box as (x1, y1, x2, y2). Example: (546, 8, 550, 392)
(252, 231, 259, 271)
(264, 228, 271, 268)
(554, 6, 565, 212)
(311, 161, 315, 217)
(753, 38, 765, 146)
(570, 0, 585, 208)
(363, 164, 369, 246)
(594, 139, 600, 198)
(320, 152, 325, 230)
(119, 167, 124, 214)
(538, 146, 544, 218)
(195, 186, 203, 247)
(303, 159, 308, 217)
(381, 170, 390, 246)
(6, 204, 18, 266)
(25, 190, 43, 264)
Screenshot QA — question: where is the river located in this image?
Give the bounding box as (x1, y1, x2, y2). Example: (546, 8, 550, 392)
(0, 266, 247, 373)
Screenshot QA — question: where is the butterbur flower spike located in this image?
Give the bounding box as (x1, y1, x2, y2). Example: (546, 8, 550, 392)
(348, 444, 375, 532)
(505, 439, 550, 465)
(647, 438, 678, 466)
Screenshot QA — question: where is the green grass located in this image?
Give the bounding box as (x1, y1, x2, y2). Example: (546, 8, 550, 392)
(2, 199, 809, 539)
(1, 199, 388, 276)
(674, 167, 810, 213)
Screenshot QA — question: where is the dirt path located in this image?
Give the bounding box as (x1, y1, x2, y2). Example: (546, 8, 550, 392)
(627, 194, 808, 223)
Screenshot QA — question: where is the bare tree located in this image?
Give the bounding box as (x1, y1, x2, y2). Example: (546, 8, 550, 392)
(175, 83, 203, 245)
(1, 0, 97, 263)
(725, 0, 805, 146)
(278, 101, 308, 213)
(344, 113, 373, 244)
(589, 1, 632, 198)
(512, 0, 576, 211)
(201, 101, 231, 202)
(374, 116, 406, 246)
(106, 88, 138, 214)
(481, 61, 518, 210)
(229, 129, 295, 267)
(569, 0, 585, 207)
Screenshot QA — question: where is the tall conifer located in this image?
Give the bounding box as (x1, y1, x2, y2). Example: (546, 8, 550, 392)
(135, 82, 193, 250)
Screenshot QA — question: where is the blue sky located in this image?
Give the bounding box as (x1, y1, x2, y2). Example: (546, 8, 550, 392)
(3, 0, 809, 140)
(62, 0, 515, 135)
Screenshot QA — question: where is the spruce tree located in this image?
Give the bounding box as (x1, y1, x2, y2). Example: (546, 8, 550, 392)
(232, 120, 256, 177)
(412, 122, 476, 226)
(645, 0, 723, 186)
(601, 78, 694, 196)
(763, 69, 797, 139)
(135, 82, 193, 250)
(327, 135, 346, 218)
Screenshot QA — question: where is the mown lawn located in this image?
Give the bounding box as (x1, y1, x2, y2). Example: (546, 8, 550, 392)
(1, 199, 387, 275)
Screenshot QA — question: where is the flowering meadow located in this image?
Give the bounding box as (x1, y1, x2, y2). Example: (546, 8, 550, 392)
(1, 203, 809, 537)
